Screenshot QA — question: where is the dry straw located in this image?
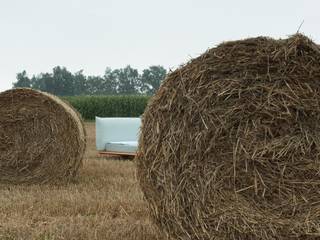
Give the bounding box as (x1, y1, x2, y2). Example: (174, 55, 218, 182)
(137, 34, 320, 239)
(0, 88, 86, 184)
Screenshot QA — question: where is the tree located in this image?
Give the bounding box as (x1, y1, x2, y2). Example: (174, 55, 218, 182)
(86, 76, 105, 95)
(29, 66, 86, 96)
(73, 70, 87, 95)
(13, 71, 31, 88)
(13, 65, 167, 96)
(102, 67, 117, 94)
(140, 66, 167, 95)
(51, 66, 75, 96)
(115, 65, 141, 95)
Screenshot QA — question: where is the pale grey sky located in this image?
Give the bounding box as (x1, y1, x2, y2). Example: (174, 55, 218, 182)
(0, 0, 319, 91)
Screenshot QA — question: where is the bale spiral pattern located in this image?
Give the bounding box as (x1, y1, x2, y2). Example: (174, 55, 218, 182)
(0, 88, 86, 184)
(137, 35, 320, 239)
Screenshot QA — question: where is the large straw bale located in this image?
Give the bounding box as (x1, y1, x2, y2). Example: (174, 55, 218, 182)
(0, 88, 86, 184)
(137, 34, 320, 239)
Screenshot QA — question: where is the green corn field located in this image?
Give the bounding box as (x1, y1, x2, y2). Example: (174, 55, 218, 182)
(64, 95, 150, 120)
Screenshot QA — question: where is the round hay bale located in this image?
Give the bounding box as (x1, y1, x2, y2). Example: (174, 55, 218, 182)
(0, 88, 86, 184)
(137, 34, 320, 239)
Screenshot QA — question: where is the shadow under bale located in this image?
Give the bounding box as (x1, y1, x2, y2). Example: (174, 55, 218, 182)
(0, 88, 86, 184)
(137, 34, 320, 239)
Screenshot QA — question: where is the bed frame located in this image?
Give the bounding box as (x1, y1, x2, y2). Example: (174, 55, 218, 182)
(98, 151, 136, 159)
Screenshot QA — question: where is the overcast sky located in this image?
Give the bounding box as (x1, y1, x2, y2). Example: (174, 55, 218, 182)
(0, 0, 319, 91)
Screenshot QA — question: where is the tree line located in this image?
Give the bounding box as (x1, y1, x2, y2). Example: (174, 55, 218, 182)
(13, 65, 167, 96)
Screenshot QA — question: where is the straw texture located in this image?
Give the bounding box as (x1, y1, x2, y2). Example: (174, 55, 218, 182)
(137, 34, 320, 239)
(0, 88, 86, 184)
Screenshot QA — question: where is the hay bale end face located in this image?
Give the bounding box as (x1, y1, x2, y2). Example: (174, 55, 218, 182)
(0, 88, 86, 184)
(137, 34, 320, 239)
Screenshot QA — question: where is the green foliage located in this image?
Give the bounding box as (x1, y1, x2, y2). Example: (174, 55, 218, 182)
(141, 65, 167, 95)
(13, 65, 167, 96)
(64, 95, 150, 120)
(14, 70, 31, 88)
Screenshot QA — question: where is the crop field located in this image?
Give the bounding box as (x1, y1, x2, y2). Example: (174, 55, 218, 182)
(0, 122, 164, 240)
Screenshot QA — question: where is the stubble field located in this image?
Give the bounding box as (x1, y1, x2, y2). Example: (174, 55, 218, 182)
(0, 122, 164, 240)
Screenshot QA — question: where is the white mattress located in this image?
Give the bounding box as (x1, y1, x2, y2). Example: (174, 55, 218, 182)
(105, 141, 138, 153)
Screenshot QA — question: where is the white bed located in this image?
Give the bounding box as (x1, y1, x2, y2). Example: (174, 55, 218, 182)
(96, 117, 141, 154)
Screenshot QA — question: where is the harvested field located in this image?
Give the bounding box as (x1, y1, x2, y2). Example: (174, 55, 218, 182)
(0, 122, 163, 240)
